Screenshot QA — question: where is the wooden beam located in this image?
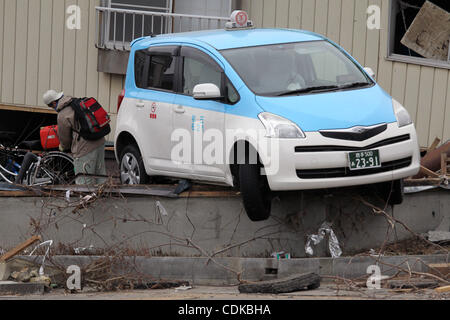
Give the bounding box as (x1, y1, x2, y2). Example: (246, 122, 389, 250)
(435, 285, 450, 293)
(428, 137, 441, 153)
(419, 165, 440, 178)
(442, 153, 448, 176)
(0, 104, 56, 115)
(0, 235, 42, 262)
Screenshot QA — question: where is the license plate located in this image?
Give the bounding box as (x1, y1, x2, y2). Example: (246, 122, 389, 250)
(348, 150, 381, 171)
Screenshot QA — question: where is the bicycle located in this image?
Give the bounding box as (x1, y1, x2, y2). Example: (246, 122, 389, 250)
(0, 132, 75, 186)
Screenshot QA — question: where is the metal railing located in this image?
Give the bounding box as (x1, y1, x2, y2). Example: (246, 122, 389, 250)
(95, 6, 230, 51)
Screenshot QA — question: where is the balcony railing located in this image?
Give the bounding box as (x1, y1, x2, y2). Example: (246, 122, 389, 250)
(95, 6, 230, 51)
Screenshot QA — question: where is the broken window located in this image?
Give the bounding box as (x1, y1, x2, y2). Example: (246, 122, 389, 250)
(388, 0, 450, 67)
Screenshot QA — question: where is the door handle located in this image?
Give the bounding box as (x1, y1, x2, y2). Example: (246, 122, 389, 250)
(174, 105, 185, 114)
(136, 102, 144, 108)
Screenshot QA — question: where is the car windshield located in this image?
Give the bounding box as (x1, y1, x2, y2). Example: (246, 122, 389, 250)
(220, 40, 373, 97)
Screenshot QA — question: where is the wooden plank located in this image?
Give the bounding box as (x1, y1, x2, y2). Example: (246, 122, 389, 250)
(365, 0, 381, 78)
(86, 0, 99, 99)
(416, 67, 435, 148)
(391, 62, 407, 105)
(376, 0, 392, 93)
(435, 286, 450, 293)
(428, 137, 441, 153)
(352, 0, 368, 67)
(275, 0, 289, 28)
(288, 0, 302, 29)
(179, 191, 240, 198)
(1, 0, 16, 104)
(262, 0, 276, 28)
(419, 165, 440, 178)
(0, 190, 38, 197)
(241, 0, 251, 13)
(50, 0, 65, 92)
(428, 68, 448, 145)
(13, 0, 28, 105)
(74, 0, 90, 98)
(301, 0, 315, 31)
(313, 0, 328, 36)
(0, 104, 56, 114)
(401, 1, 450, 61)
(403, 64, 421, 124)
(442, 153, 448, 176)
(25, 0, 40, 107)
(37, 0, 54, 108)
(339, 0, 354, 54)
(0, 236, 42, 262)
(326, 0, 341, 44)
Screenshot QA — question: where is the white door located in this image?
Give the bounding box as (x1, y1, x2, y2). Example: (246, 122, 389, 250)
(133, 46, 179, 172)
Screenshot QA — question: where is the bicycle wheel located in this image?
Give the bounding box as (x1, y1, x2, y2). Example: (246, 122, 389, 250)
(26, 152, 75, 186)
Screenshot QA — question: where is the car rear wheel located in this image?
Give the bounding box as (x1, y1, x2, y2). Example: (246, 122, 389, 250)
(239, 162, 272, 221)
(120, 145, 149, 185)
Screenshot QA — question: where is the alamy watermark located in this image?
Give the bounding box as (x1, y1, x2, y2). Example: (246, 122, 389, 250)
(367, 5, 381, 30)
(66, 5, 81, 30)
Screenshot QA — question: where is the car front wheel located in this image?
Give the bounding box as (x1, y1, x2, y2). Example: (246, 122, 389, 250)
(120, 145, 149, 185)
(239, 163, 272, 221)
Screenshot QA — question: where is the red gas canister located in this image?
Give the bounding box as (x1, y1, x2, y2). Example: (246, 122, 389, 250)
(40, 125, 60, 150)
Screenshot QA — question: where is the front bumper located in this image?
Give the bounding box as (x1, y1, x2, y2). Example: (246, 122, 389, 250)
(260, 123, 421, 191)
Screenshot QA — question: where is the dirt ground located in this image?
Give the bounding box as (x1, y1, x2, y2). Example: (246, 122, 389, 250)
(0, 282, 448, 300)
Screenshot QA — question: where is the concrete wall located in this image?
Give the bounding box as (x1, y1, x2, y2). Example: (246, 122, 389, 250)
(0, 189, 448, 258)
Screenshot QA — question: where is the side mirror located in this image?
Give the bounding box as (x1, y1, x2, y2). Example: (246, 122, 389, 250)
(363, 67, 375, 79)
(193, 83, 222, 100)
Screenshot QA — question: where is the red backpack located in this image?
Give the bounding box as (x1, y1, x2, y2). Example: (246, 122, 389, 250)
(70, 97, 111, 141)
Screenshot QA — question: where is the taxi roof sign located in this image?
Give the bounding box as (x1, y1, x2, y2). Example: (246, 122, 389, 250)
(225, 10, 254, 30)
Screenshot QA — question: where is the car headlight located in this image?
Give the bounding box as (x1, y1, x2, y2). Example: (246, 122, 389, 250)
(258, 112, 306, 139)
(393, 99, 412, 128)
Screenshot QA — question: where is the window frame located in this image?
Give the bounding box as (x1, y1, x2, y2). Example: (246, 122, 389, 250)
(387, 0, 450, 70)
(134, 45, 181, 93)
(176, 45, 240, 105)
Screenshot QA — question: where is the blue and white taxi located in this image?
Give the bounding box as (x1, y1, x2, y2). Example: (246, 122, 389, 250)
(115, 11, 420, 221)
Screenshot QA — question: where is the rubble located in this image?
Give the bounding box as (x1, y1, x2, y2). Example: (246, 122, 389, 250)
(427, 231, 450, 243)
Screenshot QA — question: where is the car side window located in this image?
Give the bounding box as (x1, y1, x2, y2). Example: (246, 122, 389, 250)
(181, 47, 239, 104)
(135, 47, 177, 91)
(181, 47, 222, 96)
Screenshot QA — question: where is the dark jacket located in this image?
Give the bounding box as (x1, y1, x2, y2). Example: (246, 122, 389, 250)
(56, 95, 105, 158)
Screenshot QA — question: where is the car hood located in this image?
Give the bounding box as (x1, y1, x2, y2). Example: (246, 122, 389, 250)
(255, 85, 396, 132)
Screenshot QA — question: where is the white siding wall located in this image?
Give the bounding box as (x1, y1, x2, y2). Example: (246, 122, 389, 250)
(0, 0, 449, 146)
(0, 0, 124, 142)
(241, 0, 450, 147)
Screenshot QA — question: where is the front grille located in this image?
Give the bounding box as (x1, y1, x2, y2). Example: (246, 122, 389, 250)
(295, 134, 410, 153)
(296, 157, 412, 179)
(319, 124, 387, 141)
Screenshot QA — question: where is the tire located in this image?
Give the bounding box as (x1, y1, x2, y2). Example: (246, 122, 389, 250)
(239, 162, 272, 222)
(26, 152, 74, 186)
(15, 152, 38, 184)
(119, 145, 149, 185)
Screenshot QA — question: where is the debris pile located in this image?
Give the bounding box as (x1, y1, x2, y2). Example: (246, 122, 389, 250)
(405, 138, 450, 192)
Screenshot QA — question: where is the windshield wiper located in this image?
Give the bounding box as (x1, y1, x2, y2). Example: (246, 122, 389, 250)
(338, 82, 371, 90)
(276, 85, 340, 96)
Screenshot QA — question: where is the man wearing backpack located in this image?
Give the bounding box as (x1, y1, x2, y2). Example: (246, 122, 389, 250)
(43, 90, 108, 185)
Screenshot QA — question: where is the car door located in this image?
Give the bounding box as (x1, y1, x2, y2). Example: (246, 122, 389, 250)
(172, 46, 228, 180)
(133, 45, 180, 172)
